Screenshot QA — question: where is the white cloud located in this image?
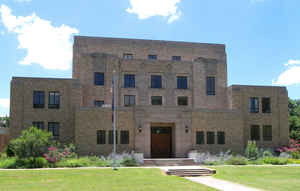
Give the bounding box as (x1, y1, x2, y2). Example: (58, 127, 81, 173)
(0, 99, 9, 109)
(126, 0, 182, 23)
(273, 60, 300, 86)
(0, 4, 79, 70)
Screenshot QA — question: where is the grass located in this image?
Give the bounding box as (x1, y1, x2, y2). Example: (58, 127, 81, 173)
(0, 168, 217, 191)
(212, 166, 300, 191)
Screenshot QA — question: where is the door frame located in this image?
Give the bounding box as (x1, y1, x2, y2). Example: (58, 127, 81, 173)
(150, 124, 174, 158)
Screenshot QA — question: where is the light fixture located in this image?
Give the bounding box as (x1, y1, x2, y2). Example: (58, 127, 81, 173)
(138, 125, 142, 133)
(185, 125, 189, 133)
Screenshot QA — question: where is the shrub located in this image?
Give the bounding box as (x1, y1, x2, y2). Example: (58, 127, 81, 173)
(56, 157, 91, 168)
(62, 144, 77, 159)
(262, 150, 273, 158)
(9, 126, 52, 159)
(203, 160, 220, 165)
(291, 151, 300, 159)
(0, 157, 17, 169)
(16, 157, 48, 168)
(121, 157, 139, 167)
(226, 156, 248, 165)
(245, 141, 259, 160)
(44, 147, 63, 164)
(263, 157, 288, 165)
(95, 159, 111, 167)
(287, 159, 300, 164)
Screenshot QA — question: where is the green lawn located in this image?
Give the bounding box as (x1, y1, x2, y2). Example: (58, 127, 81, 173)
(0, 168, 217, 191)
(212, 166, 300, 191)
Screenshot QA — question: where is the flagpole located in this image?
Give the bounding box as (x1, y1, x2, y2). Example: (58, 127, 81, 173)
(113, 70, 117, 170)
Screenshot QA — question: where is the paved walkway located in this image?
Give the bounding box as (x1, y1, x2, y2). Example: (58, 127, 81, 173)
(186, 176, 264, 191)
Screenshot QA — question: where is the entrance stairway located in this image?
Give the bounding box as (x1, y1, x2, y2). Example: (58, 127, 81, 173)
(166, 168, 216, 177)
(143, 158, 196, 166)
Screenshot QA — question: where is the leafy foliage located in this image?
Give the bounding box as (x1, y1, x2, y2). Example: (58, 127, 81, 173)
(289, 99, 300, 140)
(226, 156, 248, 165)
(0, 116, 9, 128)
(245, 141, 259, 160)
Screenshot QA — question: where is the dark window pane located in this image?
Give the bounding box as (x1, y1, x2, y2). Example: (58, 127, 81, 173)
(33, 91, 45, 108)
(196, 131, 204, 144)
(250, 97, 259, 113)
(95, 100, 104, 107)
(109, 130, 118, 144)
(32, 121, 44, 130)
(207, 132, 215, 144)
(177, 76, 187, 89)
(97, 130, 106, 144)
(151, 96, 162, 105)
(148, 55, 157, 60)
(123, 53, 133, 59)
(250, 125, 260, 141)
(172, 56, 181, 61)
(120, 131, 129, 144)
(217, 131, 225, 145)
(124, 95, 135, 106)
(263, 125, 272, 141)
(48, 122, 59, 140)
(94, 72, 104, 86)
(48, 92, 60, 109)
(262, 97, 271, 113)
(206, 77, 216, 95)
(124, 74, 135, 88)
(178, 96, 188, 106)
(151, 75, 162, 88)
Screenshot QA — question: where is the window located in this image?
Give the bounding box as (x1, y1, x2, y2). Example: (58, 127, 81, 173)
(151, 75, 162, 88)
(123, 53, 133, 59)
(124, 95, 136, 106)
(207, 132, 215, 144)
(206, 77, 216, 95)
(217, 131, 225, 145)
(97, 130, 106, 144)
(48, 122, 59, 140)
(263, 125, 272, 141)
(94, 100, 104, 107)
(120, 130, 129, 144)
(124, 74, 135, 88)
(262, 97, 271, 113)
(109, 130, 118, 144)
(33, 91, 45, 108)
(32, 121, 44, 130)
(178, 96, 188, 106)
(250, 125, 260, 141)
(250, 97, 259, 113)
(151, 96, 162, 105)
(196, 131, 204, 144)
(148, 54, 157, 60)
(172, 56, 181, 61)
(48, 92, 60, 109)
(177, 76, 188, 89)
(94, 72, 104, 86)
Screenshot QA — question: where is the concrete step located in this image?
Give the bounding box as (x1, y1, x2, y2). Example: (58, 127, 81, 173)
(166, 168, 216, 177)
(143, 158, 196, 166)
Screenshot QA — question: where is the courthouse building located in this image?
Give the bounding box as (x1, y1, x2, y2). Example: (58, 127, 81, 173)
(10, 36, 289, 158)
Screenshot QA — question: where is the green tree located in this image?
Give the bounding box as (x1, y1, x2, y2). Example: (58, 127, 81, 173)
(0, 116, 9, 128)
(288, 98, 300, 140)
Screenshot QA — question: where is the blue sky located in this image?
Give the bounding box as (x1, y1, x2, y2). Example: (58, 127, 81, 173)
(0, 0, 300, 116)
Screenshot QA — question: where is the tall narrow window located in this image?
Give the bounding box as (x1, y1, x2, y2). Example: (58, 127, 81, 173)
(48, 122, 60, 140)
(124, 95, 136, 106)
(32, 121, 44, 130)
(33, 91, 45, 108)
(123, 53, 133, 59)
(109, 130, 118, 144)
(94, 72, 104, 86)
(151, 75, 162, 88)
(196, 131, 204, 144)
(217, 131, 225, 145)
(177, 76, 187, 89)
(48, 92, 60, 109)
(262, 97, 271, 113)
(148, 55, 157, 60)
(250, 125, 260, 141)
(97, 130, 106, 144)
(250, 97, 259, 113)
(151, 96, 162, 105)
(172, 56, 181, 61)
(207, 132, 215, 144)
(177, 96, 188, 106)
(206, 77, 216, 95)
(263, 125, 272, 141)
(124, 74, 135, 88)
(94, 100, 104, 107)
(120, 130, 129, 144)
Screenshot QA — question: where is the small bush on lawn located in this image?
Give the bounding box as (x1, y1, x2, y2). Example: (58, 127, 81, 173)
(16, 157, 48, 168)
(245, 141, 259, 160)
(287, 159, 300, 164)
(56, 158, 90, 168)
(203, 160, 221, 165)
(226, 156, 248, 165)
(121, 157, 139, 167)
(263, 157, 288, 165)
(247, 158, 264, 165)
(0, 157, 17, 169)
(5, 143, 16, 157)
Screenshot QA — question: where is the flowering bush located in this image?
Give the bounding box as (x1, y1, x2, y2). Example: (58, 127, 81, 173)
(43, 147, 63, 164)
(276, 139, 300, 159)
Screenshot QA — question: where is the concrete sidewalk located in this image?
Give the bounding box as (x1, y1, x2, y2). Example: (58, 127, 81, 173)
(186, 176, 264, 191)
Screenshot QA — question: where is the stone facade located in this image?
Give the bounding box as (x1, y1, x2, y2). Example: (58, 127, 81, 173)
(10, 36, 289, 158)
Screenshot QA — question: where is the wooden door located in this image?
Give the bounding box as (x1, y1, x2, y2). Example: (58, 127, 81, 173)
(151, 127, 171, 158)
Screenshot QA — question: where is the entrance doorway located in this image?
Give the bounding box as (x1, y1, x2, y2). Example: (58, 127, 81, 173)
(151, 126, 172, 158)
